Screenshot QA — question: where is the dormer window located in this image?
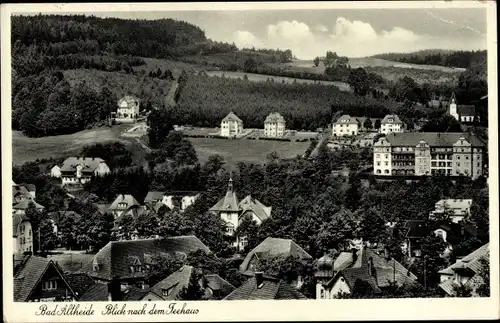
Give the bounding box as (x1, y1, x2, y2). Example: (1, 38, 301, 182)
(119, 203, 127, 208)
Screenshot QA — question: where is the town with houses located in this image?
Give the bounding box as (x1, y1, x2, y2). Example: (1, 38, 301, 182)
(10, 11, 490, 304)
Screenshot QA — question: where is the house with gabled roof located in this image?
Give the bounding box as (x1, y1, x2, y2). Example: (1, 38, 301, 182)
(78, 236, 211, 291)
(12, 181, 36, 205)
(209, 177, 272, 250)
(108, 194, 142, 219)
(13, 199, 45, 215)
(224, 272, 307, 300)
(332, 115, 360, 137)
(141, 265, 197, 301)
(449, 92, 477, 124)
(55, 157, 110, 186)
(116, 95, 141, 123)
(264, 112, 286, 137)
(220, 112, 244, 138)
(239, 237, 312, 276)
(438, 243, 489, 296)
(429, 199, 472, 223)
(13, 254, 78, 302)
(380, 114, 404, 134)
(144, 190, 200, 212)
(315, 247, 420, 299)
(204, 274, 235, 300)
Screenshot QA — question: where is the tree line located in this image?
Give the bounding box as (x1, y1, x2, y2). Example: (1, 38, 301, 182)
(372, 50, 487, 69)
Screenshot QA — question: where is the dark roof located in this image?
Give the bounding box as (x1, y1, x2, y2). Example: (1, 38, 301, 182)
(164, 191, 201, 196)
(240, 237, 312, 274)
(210, 179, 240, 212)
(238, 195, 272, 222)
(79, 236, 211, 281)
(12, 184, 31, 200)
(403, 220, 428, 239)
(64, 272, 96, 298)
(205, 274, 235, 297)
(457, 105, 476, 117)
(108, 194, 141, 211)
(147, 265, 194, 300)
(13, 199, 44, 210)
(78, 282, 109, 301)
(144, 191, 164, 204)
(382, 132, 485, 147)
(13, 255, 77, 302)
(224, 275, 306, 300)
(327, 248, 419, 293)
(222, 112, 243, 123)
(60, 157, 107, 173)
(381, 114, 403, 124)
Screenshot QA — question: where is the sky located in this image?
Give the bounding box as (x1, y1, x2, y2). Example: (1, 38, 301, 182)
(21, 8, 488, 59)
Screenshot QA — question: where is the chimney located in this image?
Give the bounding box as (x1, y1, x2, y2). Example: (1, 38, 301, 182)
(107, 279, 122, 301)
(255, 271, 264, 289)
(351, 248, 357, 265)
(367, 257, 374, 276)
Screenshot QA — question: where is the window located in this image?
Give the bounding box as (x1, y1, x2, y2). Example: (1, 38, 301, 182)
(385, 154, 388, 158)
(29, 229, 32, 237)
(465, 156, 469, 160)
(42, 280, 57, 291)
(385, 161, 388, 166)
(376, 154, 380, 159)
(376, 162, 380, 166)
(457, 156, 460, 160)
(162, 289, 170, 296)
(376, 170, 381, 174)
(384, 170, 389, 174)
(20, 225, 25, 234)
(320, 289, 325, 299)
(457, 162, 460, 167)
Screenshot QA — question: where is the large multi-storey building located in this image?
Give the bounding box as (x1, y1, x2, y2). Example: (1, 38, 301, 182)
(332, 115, 360, 137)
(264, 112, 286, 137)
(374, 133, 485, 179)
(220, 112, 244, 138)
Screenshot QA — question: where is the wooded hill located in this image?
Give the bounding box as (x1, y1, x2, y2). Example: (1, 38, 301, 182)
(372, 49, 487, 69)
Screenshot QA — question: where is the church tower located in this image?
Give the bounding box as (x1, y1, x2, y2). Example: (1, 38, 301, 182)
(449, 92, 459, 121)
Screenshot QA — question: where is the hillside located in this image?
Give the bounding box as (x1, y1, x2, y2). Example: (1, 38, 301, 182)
(62, 69, 174, 106)
(371, 49, 487, 69)
(173, 73, 396, 131)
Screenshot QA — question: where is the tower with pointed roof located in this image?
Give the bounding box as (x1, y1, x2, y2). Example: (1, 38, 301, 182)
(209, 176, 272, 250)
(449, 92, 459, 121)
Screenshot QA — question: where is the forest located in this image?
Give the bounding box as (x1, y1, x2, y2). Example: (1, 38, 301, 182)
(372, 50, 487, 69)
(174, 73, 395, 131)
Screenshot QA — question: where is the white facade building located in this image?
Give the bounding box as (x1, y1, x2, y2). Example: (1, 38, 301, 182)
(380, 114, 404, 134)
(264, 112, 286, 137)
(220, 112, 244, 138)
(332, 115, 360, 137)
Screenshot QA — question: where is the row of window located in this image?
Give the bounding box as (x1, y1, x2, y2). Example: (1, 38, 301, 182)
(42, 280, 58, 291)
(20, 236, 31, 244)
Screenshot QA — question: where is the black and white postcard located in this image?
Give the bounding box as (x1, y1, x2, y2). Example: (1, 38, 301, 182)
(1, 1, 498, 322)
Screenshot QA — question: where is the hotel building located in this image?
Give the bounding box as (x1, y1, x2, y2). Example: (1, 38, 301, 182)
(374, 133, 485, 179)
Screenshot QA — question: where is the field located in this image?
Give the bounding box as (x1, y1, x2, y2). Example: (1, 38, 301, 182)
(12, 125, 149, 165)
(205, 71, 351, 92)
(188, 137, 311, 168)
(282, 57, 463, 85)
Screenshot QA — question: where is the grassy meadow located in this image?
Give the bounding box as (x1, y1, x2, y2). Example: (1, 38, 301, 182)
(188, 137, 311, 168)
(12, 125, 149, 166)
